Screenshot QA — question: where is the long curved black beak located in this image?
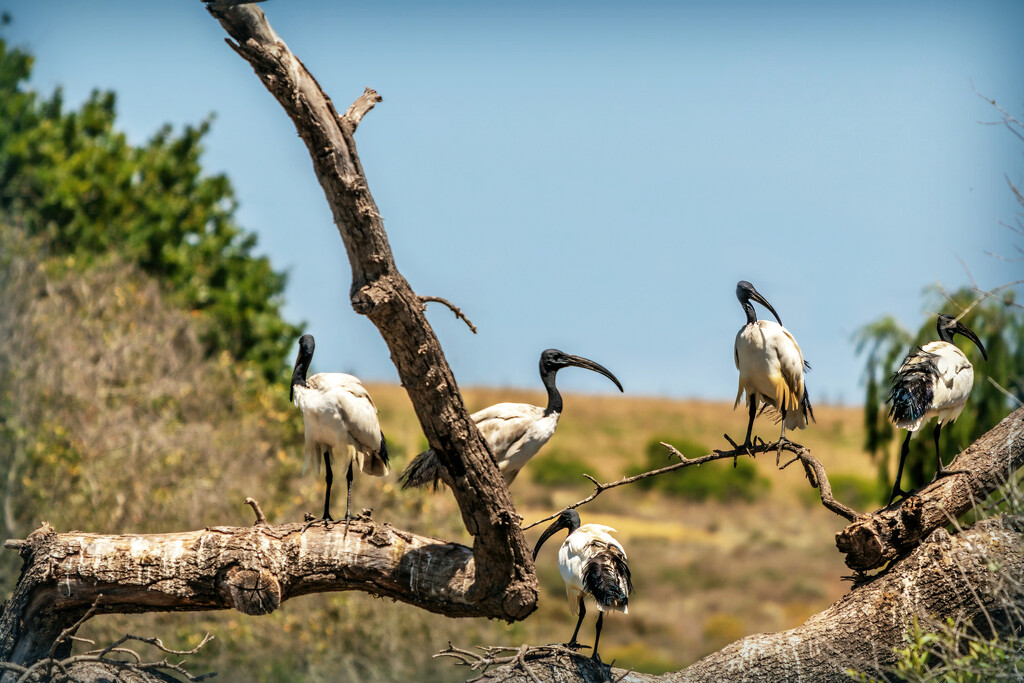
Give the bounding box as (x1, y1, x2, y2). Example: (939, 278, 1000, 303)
(533, 511, 579, 561)
(955, 321, 988, 361)
(747, 286, 783, 326)
(564, 354, 624, 393)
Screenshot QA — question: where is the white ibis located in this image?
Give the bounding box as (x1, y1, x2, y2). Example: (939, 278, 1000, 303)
(732, 280, 814, 451)
(533, 509, 633, 663)
(291, 334, 389, 523)
(886, 314, 987, 504)
(398, 349, 623, 490)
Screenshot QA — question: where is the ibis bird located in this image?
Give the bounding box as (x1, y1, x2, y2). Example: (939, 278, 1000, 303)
(886, 314, 987, 504)
(732, 281, 814, 451)
(533, 509, 633, 663)
(398, 349, 623, 490)
(290, 334, 389, 523)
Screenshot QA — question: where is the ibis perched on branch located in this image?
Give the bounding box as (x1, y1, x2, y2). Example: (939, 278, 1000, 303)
(533, 509, 633, 663)
(291, 334, 389, 523)
(886, 314, 987, 504)
(732, 281, 814, 450)
(398, 349, 622, 490)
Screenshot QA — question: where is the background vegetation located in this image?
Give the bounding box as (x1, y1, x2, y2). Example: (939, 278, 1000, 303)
(1, 25, 1021, 682)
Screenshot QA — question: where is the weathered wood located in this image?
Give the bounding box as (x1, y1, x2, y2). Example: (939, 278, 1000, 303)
(0, 518, 488, 666)
(837, 404, 1024, 571)
(203, 1, 536, 618)
(454, 515, 1024, 682)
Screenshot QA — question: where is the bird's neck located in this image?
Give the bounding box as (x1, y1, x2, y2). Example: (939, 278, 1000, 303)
(290, 356, 310, 402)
(937, 327, 955, 344)
(742, 301, 757, 325)
(291, 360, 309, 389)
(542, 370, 563, 417)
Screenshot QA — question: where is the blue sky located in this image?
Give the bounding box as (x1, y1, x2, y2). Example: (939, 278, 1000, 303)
(4, 1, 1022, 404)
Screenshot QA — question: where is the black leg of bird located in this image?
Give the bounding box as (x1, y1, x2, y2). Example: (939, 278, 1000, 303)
(931, 422, 969, 482)
(591, 611, 604, 663)
(932, 422, 945, 477)
(888, 431, 913, 505)
(743, 399, 757, 450)
(322, 451, 334, 521)
(568, 596, 586, 648)
(344, 459, 355, 523)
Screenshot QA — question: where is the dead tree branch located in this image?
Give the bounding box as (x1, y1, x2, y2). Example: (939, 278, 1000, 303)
(447, 515, 1024, 682)
(837, 404, 1024, 571)
(420, 295, 479, 333)
(523, 438, 861, 532)
(203, 0, 535, 619)
(0, 516, 504, 667)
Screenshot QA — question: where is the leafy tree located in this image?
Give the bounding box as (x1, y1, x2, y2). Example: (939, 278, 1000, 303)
(0, 35, 300, 380)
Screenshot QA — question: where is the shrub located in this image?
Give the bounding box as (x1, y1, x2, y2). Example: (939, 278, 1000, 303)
(529, 450, 592, 487)
(629, 436, 771, 502)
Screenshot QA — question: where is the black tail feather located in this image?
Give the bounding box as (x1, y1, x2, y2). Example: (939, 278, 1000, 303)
(398, 449, 445, 491)
(379, 432, 390, 468)
(583, 544, 633, 611)
(888, 353, 939, 425)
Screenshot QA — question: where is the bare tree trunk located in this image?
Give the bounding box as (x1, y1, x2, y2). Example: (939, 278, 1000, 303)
(202, 1, 536, 617)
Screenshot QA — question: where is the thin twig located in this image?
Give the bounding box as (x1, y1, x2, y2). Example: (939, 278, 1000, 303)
(988, 377, 1024, 407)
(419, 296, 478, 333)
(95, 633, 215, 659)
(515, 643, 543, 683)
(244, 497, 267, 525)
(49, 595, 103, 659)
(522, 438, 862, 530)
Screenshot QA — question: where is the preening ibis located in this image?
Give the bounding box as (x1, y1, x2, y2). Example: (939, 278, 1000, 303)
(533, 509, 633, 663)
(291, 334, 389, 523)
(886, 314, 987, 504)
(732, 281, 814, 450)
(398, 349, 622, 490)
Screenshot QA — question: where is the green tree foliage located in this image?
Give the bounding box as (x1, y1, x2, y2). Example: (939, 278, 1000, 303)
(855, 288, 1023, 493)
(0, 36, 300, 381)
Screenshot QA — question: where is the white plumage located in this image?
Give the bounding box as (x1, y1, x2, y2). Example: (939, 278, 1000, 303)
(467, 403, 557, 485)
(558, 524, 631, 616)
(291, 335, 389, 522)
(734, 320, 808, 431)
(293, 373, 389, 479)
(732, 281, 813, 449)
(533, 509, 633, 663)
(886, 314, 986, 504)
(399, 349, 621, 490)
(890, 341, 974, 432)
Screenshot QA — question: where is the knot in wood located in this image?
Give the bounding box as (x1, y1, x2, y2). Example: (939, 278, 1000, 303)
(350, 282, 390, 315)
(222, 566, 281, 616)
(836, 520, 884, 571)
(501, 583, 538, 621)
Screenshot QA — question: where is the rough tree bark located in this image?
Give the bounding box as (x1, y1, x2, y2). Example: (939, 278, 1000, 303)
(837, 404, 1024, 571)
(200, 0, 536, 617)
(2, 4, 1022, 682)
(460, 514, 1024, 682)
